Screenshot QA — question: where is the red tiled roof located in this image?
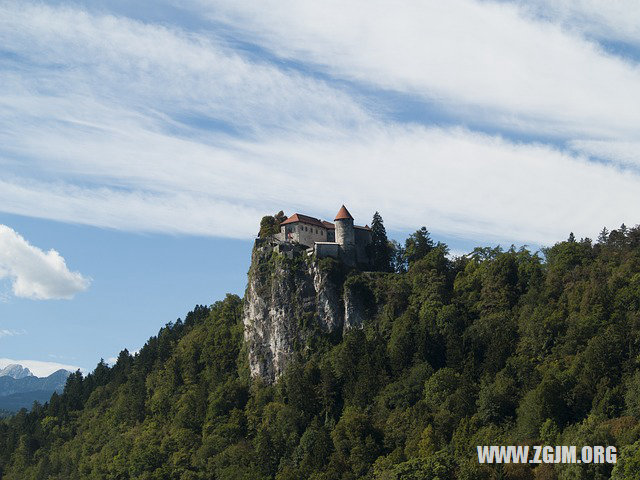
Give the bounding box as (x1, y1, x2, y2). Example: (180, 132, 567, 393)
(279, 209, 362, 230)
(334, 205, 354, 221)
(280, 213, 326, 229)
(322, 221, 335, 230)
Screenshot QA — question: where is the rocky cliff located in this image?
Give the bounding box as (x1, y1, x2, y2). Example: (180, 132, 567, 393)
(243, 239, 370, 383)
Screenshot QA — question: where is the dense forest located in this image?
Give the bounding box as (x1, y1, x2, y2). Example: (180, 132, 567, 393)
(2, 218, 640, 479)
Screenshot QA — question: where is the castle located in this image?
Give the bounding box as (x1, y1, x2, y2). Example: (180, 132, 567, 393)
(274, 205, 372, 267)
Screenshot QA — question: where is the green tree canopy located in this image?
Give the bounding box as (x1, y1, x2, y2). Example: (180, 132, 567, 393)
(369, 211, 392, 272)
(403, 227, 435, 267)
(259, 211, 288, 238)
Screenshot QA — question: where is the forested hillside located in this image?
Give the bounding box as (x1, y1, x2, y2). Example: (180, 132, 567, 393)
(3, 224, 640, 479)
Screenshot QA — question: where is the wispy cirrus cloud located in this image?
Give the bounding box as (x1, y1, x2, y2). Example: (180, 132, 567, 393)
(1, 124, 636, 245)
(570, 139, 640, 169)
(0, 329, 26, 338)
(514, 0, 640, 47)
(0, 1, 368, 137)
(190, 0, 640, 140)
(0, 0, 639, 248)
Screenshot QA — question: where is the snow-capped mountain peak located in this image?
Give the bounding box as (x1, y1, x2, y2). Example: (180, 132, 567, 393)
(0, 364, 34, 379)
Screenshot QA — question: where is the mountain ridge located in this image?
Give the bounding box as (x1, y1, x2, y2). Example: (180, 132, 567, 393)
(0, 369, 70, 397)
(0, 364, 33, 380)
(0, 367, 70, 413)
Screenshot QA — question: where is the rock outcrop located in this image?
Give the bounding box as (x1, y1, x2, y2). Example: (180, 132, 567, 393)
(243, 239, 359, 383)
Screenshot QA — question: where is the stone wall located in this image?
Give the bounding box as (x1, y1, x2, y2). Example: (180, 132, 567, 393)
(280, 223, 328, 247)
(354, 227, 373, 265)
(314, 242, 339, 259)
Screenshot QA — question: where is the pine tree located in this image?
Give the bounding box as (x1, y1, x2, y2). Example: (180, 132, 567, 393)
(403, 227, 435, 266)
(389, 240, 406, 273)
(370, 212, 391, 272)
(597, 227, 610, 244)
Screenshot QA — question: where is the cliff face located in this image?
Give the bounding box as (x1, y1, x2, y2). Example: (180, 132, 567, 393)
(243, 240, 360, 383)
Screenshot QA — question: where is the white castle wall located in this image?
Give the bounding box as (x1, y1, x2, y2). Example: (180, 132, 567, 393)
(277, 212, 371, 267)
(281, 223, 328, 247)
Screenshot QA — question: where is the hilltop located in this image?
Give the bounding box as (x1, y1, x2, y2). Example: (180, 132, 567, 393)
(2, 217, 640, 479)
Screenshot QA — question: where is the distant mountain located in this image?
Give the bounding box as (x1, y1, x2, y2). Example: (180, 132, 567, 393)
(0, 368, 70, 412)
(0, 391, 58, 413)
(0, 364, 33, 379)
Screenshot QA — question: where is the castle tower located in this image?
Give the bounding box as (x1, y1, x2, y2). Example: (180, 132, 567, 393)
(334, 205, 355, 264)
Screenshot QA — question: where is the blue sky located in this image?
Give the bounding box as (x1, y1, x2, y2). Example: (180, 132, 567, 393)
(1, 0, 640, 374)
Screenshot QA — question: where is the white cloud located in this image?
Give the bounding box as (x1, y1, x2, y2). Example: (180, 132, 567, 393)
(0, 358, 83, 377)
(514, 0, 640, 47)
(0, 225, 90, 300)
(0, 329, 26, 338)
(0, 0, 639, 249)
(570, 139, 640, 168)
(0, 1, 369, 137)
(191, 0, 640, 139)
(234, 125, 638, 244)
(0, 124, 638, 245)
(0, 178, 264, 238)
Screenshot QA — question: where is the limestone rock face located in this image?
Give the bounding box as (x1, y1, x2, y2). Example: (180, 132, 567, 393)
(243, 241, 347, 383)
(343, 286, 366, 330)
